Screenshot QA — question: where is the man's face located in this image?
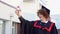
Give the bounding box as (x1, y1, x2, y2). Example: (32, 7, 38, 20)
(38, 14, 45, 21)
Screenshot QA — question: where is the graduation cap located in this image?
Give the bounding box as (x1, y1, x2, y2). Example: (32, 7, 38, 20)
(42, 6, 50, 15)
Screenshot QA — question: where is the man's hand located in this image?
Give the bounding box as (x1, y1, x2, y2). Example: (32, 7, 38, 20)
(15, 6, 21, 17)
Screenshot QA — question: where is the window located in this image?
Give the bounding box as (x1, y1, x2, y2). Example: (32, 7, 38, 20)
(12, 22, 17, 34)
(0, 20, 5, 34)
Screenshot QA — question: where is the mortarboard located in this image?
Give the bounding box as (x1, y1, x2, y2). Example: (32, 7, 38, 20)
(42, 6, 50, 15)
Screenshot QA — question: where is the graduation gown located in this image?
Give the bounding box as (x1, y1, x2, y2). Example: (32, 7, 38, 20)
(19, 16, 58, 34)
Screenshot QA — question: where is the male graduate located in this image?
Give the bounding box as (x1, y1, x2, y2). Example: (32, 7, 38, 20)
(15, 6, 58, 34)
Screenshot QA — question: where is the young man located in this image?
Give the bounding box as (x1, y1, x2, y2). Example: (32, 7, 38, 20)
(15, 7, 58, 34)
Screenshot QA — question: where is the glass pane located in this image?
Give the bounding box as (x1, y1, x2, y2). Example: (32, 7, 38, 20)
(0, 20, 5, 34)
(0, 20, 3, 34)
(12, 22, 17, 34)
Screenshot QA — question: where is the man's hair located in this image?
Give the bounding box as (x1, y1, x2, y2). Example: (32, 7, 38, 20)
(37, 9, 49, 18)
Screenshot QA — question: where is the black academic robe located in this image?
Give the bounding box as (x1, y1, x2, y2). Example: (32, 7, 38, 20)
(19, 16, 58, 34)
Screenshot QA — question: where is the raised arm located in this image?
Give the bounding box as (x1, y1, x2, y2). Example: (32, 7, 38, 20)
(15, 7, 29, 23)
(15, 7, 32, 34)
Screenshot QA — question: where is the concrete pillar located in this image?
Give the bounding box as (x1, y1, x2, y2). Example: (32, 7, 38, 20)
(5, 20, 12, 34)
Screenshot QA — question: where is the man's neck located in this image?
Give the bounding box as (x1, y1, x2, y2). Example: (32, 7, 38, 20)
(41, 20, 48, 23)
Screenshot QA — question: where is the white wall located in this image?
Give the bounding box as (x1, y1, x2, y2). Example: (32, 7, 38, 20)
(51, 14, 60, 29)
(0, 3, 10, 20)
(1, 0, 23, 9)
(0, 0, 23, 22)
(22, 0, 41, 21)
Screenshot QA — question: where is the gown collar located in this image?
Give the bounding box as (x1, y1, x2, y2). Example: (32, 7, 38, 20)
(34, 20, 54, 32)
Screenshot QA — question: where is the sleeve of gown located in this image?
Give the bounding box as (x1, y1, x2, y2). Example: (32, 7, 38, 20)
(18, 16, 29, 23)
(18, 16, 34, 34)
(51, 23, 58, 34)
